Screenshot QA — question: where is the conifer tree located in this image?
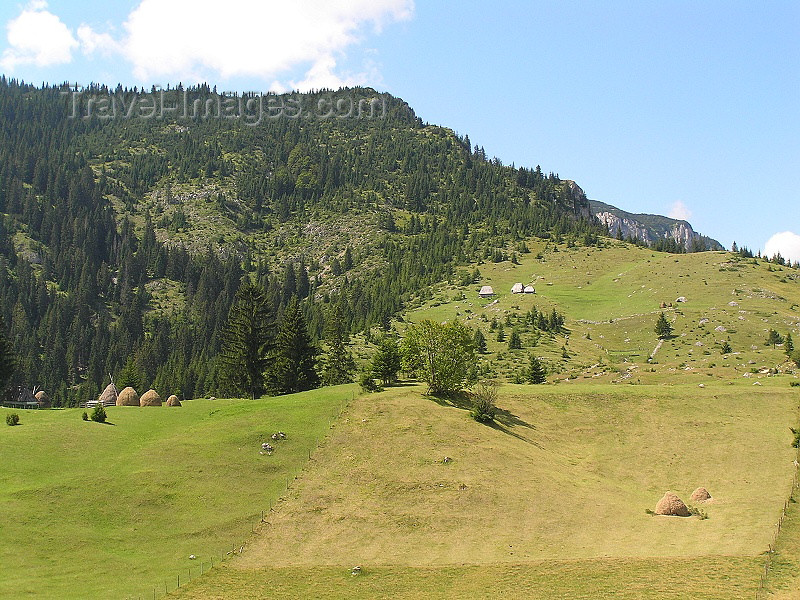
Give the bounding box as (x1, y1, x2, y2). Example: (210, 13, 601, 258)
(118, 356, 143, 391)
(786, 333, 794, 357)
(655, 312, 673, 339)
(508, 329, 522, 350)
(766, 329, 783, 349)
(270, 297, 319, 394)
(527, 354, 546, 384)
(473, 328, 487, 354)
(218, 280, 273, 399)
(322, 306, 356, 386)
(0, 315, 16, 393)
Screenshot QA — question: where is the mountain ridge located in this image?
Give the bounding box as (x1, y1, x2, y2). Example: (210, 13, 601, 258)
(590, 198, 723, 251)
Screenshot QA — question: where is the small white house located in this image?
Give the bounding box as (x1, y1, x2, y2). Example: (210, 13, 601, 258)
(524, 285, 535, 294)
(479, 285, 495, 298)
(511, 282, 524, 294)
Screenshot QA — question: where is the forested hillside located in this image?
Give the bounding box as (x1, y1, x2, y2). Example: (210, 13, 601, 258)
(0, 80, 599, 405)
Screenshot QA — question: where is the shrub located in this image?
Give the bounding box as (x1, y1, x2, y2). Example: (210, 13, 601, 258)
(790, 381, 800, 388)
(792, 427, 800, 449)
(359, 371, 382, 393)
(687, 505, 708, 520)
(470, 380, 498, 423)
(82, 411, 89, 421)
(90, 404, 107, 423)
(6, 413, 19, 426)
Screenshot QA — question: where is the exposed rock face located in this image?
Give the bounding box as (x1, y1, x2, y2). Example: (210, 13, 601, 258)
(590, 200, 723, 251)
(564, 180, 594, 220)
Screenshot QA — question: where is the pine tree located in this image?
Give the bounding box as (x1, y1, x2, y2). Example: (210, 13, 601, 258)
(322, 307, 356, 386)
(766, 329, 783, 349)
(655, 312, 673, 339)
(0, 315, 16, 393)
(118, 356, 143, 391)
(218, 280, 274, 399)
(527, 354, 546, 384)
(473, 328, 487, 354)
(270, 297, 319, 394)
(786, 333, 794, 357)
(508, 329, 522, 350)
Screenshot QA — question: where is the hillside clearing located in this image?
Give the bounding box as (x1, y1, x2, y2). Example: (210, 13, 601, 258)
(171, 381, 798, 597)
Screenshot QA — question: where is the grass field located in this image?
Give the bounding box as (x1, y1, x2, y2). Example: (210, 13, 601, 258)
(172, 380, 799, 598)
(0, 385, 356, 600)
(406, 241, 800, 385)
(5, 241, 800, 599)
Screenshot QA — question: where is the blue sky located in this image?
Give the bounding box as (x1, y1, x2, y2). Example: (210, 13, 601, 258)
(1, 1, 798, 260)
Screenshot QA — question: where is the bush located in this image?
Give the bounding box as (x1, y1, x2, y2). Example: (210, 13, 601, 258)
(359, 371, 382, 393)
(6, 413, 19, 426)
(470, 380, 498, 423)
(82, 411, 89, 421)
(790, 381, 800, 387)
(687, 505, 708, 520)
(792, 427, 800, 448)
(90, 403, 107, 423)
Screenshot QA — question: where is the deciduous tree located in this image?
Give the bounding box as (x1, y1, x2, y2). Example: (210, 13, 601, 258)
(401, 319, 476, 394)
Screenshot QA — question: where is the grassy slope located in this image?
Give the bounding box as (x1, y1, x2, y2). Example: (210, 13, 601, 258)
(0, 385, 356, 600)
(173, 380, 797, 598)
(408, 241, 799, 383)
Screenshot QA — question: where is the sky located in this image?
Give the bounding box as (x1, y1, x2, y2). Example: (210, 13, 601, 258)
(1, 0, 798, 261)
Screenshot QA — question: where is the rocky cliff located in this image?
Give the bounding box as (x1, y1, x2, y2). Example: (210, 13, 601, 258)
(590, 200, 723, 251)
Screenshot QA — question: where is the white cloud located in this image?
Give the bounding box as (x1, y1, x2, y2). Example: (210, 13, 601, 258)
(1, 1, 78, 71)
(120, 0, 413, 89)
(77, 24, 120, 57)
(668, 200, 692, 221)
(764, 231, 800, 264)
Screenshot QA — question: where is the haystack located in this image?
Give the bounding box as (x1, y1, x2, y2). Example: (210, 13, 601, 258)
(166, 395, 181, 407)
(655, 492, 690, 517)
(116, 387, 139, 406)
(98, 383, 118, 406)
(139, 389, 162, 407)
(690, 487, 712, 502)
(35, 390, 51, 408)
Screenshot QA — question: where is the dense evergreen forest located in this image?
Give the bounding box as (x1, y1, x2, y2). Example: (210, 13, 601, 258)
(0, 79, 602, 405)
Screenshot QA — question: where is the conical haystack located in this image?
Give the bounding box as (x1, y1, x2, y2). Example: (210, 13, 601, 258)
(35, 390, 51, 408)
(139, 389, 162, 407)
(98, 383, 118, 406)
(655, 492, 690, 517)
(166, 395, 181, 407)
(690, 487, 712, 502)
(116, 387, 139, 406)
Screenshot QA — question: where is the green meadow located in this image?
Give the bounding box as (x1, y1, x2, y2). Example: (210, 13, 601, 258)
(0, 386, 356, 599)
(4, 241, 800, 599)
